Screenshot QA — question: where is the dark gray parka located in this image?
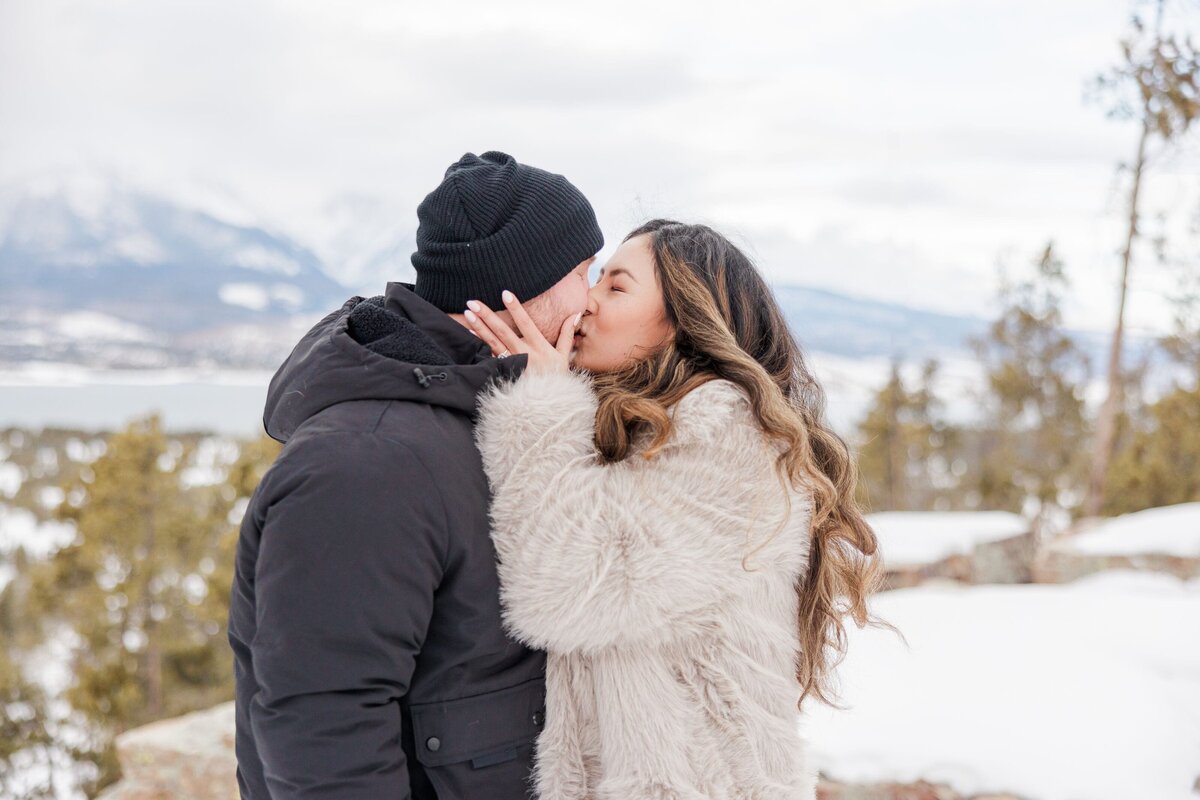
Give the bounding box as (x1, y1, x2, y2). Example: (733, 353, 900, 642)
(228, 282, 545, 799)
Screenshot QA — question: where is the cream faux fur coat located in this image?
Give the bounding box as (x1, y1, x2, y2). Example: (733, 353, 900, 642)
(475, 369, 819, 800)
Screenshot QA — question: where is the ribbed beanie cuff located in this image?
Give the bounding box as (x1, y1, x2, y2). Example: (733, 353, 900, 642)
(412, 152, 604, 312)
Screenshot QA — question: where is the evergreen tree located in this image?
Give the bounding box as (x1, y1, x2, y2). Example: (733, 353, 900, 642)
(856, 360, 908, 511)
(1103, 383, 1200, 514)
(1104, 266, 1200, 514)
(856, 358, 960, 511)
(1085, 0, 1200, 516)
(28, 415, 235, 793)
(0, 648, 54, 800)
(969, 244, 1092, 528)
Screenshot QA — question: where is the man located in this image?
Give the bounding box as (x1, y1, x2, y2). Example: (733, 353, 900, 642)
(228, 151, 603, 799)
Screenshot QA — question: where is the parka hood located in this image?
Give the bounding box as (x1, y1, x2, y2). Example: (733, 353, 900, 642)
(263, 281, 526, 442)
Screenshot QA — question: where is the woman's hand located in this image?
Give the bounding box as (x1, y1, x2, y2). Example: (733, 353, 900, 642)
(464, 290, 581, 376)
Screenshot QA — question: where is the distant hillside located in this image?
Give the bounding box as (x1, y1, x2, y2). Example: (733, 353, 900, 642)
(0, 175, 1158, 372)
(0, 179, 347, 334)
(773, 284, 987, 361)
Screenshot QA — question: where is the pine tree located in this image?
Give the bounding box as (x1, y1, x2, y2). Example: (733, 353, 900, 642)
(0, 648, 54, 800)
(1085, 0, 1200, 516)
(969, 244, 1092, 529)
(1103, 267, 1200, 514)
(1103, 383, 1200, 514)
(28, 415, 235, 793)
(907, 359, 962, 511)
(856, 360, 909, 511)
(856, 358, 959, 511)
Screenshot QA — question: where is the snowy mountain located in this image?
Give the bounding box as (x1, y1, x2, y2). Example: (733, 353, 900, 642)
(0, 173, 1162, 373)
(774, 284, 988, 361)
(299, 191, 417, 295)
(0, 176, 347, 335)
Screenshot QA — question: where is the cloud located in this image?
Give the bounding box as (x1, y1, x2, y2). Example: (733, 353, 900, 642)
(1, 0, 1195, 335)
(399, 32, 701, 110)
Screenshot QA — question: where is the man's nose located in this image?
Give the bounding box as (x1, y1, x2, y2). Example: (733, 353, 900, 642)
(583, 287, 600, 315)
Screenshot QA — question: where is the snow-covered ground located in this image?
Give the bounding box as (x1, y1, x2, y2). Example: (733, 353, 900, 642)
(803, 570, 1200, 800)
(1050, 503, 1200, 558)
(868, 510, 1029, 568)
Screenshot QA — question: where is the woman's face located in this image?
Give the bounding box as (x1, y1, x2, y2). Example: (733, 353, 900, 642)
(571, 234, 674, 374)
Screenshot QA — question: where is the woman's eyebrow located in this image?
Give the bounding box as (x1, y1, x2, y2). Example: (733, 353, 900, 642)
(598, 266, 638, 283)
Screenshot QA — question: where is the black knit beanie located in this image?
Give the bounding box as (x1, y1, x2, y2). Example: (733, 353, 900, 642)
(412, 151, 604, 312)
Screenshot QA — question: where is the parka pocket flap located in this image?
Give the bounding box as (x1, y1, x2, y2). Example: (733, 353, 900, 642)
(409, 677, 546, 768)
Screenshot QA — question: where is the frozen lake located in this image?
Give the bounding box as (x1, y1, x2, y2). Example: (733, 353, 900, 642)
(0, 353, 979, 436)
(0, 368, 272, 435)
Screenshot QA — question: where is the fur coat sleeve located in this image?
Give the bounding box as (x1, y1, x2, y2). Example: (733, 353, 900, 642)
(475, 369, 796, 655)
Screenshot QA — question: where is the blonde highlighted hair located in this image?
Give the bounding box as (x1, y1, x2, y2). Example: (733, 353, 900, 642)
(590, 220, 898, 710)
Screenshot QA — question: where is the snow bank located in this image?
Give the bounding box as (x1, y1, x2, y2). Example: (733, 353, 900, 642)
(803, 570, 1200, 800)
(1052, 503, 1200, 558)
(868, 510, 1029, 568)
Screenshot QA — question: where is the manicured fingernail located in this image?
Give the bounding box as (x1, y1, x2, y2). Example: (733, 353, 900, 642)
(464, 309, 478, 322)
(574, 313, 583, 327)
(502, 290, 515, 304)
(466, 300, 481, 312)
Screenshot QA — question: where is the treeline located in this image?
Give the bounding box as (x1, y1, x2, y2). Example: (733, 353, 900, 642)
(0, 420, 280, 797)
(852, 242, 1200, 531)
(0, 2, 1196, 797)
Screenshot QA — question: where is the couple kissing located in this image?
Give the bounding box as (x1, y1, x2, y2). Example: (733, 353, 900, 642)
(228, 151, 885, 800)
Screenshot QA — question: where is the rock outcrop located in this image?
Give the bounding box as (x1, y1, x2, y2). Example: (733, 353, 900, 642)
(96, 702, 238, 800)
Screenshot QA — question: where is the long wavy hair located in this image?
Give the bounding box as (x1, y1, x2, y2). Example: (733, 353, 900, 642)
(590, 219, 897, 710)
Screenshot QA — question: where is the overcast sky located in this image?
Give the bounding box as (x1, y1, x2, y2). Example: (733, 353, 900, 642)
(2, 0, 1197, 334)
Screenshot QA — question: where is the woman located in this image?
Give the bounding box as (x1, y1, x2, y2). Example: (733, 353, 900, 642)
(463, 220, 891, 799)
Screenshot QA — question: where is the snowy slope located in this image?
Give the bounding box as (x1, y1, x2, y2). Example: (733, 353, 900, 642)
(0, 175, 347, 334)
(868, 510, 1030, 568)
(1050, 503, 1200, 558)
(803, 570, 1200, 800)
